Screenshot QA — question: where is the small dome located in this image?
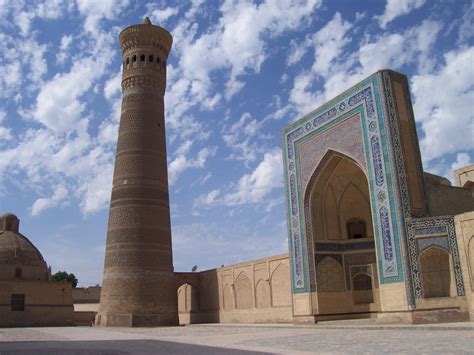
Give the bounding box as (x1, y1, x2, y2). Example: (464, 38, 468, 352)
(0, 213, 49, 281)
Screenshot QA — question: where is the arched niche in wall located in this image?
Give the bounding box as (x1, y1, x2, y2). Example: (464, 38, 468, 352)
(270, 264, 291, 307)
(469, 237, 474, 291)
(255, 279, 271, 308)
(316, 256, 345, 292)
(234, 272, 253, 309)
(223, 284, 234, 310)
(352, 273, 374, 304)
(177, 283, 199, 312)
(420, 246, 451, 298)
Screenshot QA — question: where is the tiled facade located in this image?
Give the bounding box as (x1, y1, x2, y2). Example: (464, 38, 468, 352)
(282, 70, 474, 323)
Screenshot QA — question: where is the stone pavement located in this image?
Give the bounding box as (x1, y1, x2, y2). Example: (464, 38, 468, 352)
(0, 322, 473, 354)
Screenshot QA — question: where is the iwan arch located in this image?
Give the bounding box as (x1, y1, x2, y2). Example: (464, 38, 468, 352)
(83, 20, 474, 327)
(281, 70, 474, 323)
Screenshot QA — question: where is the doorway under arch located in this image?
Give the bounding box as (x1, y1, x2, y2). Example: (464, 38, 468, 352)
(305, 151, 380, 318)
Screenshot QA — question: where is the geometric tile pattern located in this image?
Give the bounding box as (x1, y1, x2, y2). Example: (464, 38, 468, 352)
(315, 241, 375, 252)
(406, 216, 465, 298)
(282, 72, 405, 293)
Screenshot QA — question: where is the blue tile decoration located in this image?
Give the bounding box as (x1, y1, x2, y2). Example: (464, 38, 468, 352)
(282, 71, 406, 293)
(379, 207, 393, 261)
(315, 241, 375, 252)
(414, 226, 447, 235)
(417, 236, 449, 253)
(406, 217, 465, 298)
(371, 136, 384, 186)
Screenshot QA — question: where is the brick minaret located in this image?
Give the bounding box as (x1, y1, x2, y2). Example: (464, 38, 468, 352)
(96, 18, 178, 327)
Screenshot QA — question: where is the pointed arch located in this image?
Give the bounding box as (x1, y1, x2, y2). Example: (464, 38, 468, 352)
(255, 279, 271, 308)
(468, 237, 474, 291)
(234, 272, 252, 309)
(270, 263, 291, 306)
(420, 246, 451, 298)
(177, 283, 199, 312)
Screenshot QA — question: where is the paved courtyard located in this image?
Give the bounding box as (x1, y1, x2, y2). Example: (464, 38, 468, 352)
(0, 322, 473, 354)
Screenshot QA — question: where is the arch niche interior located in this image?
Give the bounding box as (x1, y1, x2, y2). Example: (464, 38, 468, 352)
(305, 151, 381, 318)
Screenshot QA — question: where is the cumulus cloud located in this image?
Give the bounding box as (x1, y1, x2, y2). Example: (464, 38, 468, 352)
(0, 2, 124, 216)
(451, 153, 472, 173)
(289, 17, 441, 115)
(169, 146, 217, 185)
(56, 35, 73, 64)
(196, 148, 283, 207)
(13, 0, 69, 36)
(0, 34, 48, 98)
(166, 0, 321, 133)
(76, 0, 130, 33)
(31, 185, 68, 216)
(0, 111, 12, 142)
(411, 47, 474, 162)
(376, 0, 426, 29)
(147, 4, 180, 24)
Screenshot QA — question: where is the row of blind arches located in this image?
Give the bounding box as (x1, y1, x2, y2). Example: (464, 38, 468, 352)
(123, 54, 166, 70)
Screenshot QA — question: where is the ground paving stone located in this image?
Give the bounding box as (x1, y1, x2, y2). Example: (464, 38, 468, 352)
(0, 324, 472, 354)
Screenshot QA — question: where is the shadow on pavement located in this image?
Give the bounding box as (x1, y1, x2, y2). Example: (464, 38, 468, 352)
(0, 339, 271, 355)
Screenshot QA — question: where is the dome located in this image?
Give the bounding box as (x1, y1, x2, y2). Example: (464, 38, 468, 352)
(0, 213, 49, 281)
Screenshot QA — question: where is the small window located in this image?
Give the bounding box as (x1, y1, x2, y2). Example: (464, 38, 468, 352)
(126, 58, 130, 65)
(347, 218, 366, 239)
(132, 55, 137, 62)
(15, 268, 22, 279)
(149, 55, 154, 62)
(11, 294, 25, 311)
(140, 54, 145, 62)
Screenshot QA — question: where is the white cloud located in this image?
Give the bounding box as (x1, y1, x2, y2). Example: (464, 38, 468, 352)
(148, 5, 180, 24)
(411, 47, 474, 162)
(165, 0, 321, 137)
(76, 0, 129, 33)
(311, 12, 352, 77)
(0, 34, 48, 98)
(289, 18, 441, 115)
(452, 153, 471, 172)
(196, 148, 283, 207)
(56, 35, 73, 64)
(224, 148, 283, 205)
(103, 70, 122, 100)
(376, 0, 426, 29)
(168, 146, 217, 185)
(31, 185, 68, 216)
(29, 32, 113, 133)
(0, 128, 12, 142)
(14, 0, 69, 36)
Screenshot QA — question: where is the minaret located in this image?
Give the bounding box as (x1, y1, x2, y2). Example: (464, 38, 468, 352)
(96, 18, 178, 327)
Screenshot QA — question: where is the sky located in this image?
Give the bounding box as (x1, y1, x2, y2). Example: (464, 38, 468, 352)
(0, 0, 472, 287)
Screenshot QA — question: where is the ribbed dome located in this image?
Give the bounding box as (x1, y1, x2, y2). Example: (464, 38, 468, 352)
(0, 213, 49, 281)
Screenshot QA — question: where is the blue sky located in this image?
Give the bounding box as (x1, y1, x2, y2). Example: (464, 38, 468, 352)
(0, 0, 472, 286)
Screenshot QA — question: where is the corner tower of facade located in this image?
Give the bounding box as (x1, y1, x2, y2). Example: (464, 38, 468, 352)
(96, 18, 178, 327)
